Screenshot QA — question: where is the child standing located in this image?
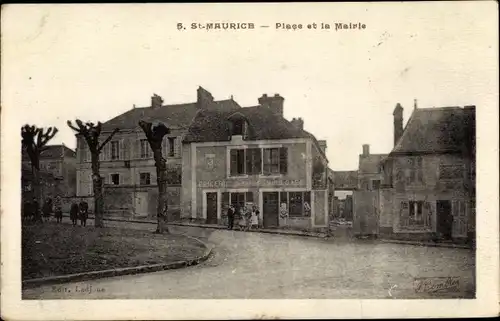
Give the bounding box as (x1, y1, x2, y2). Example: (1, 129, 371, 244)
(250, 206, 259, 230)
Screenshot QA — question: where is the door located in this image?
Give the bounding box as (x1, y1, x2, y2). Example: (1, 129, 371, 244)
(206, 192, 218, 224)
(263, 192, 279, 228)
(437, 200, 453, 240)
(353, 190, 379, 236)
(134, 192, 148, 217)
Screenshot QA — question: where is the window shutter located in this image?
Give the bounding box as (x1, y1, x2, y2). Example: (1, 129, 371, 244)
(175, 137, 181, 157)
(177, 136, 183, 157)
(119, 139, 125, 160)
(256, 148, 262, 175)
(279, 147, 288, 174)
(99, 147, 104, 161)
(400, 201, 409, 227)
(86, 148, 91, 162)
(162, 137, 167, 158)
(106, 143, 112, 161)
(245, 149, 252, 175)
(230, 149, 238, 176)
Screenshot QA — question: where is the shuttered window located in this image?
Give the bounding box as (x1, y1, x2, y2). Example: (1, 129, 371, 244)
(245, 148, 261, 175)
(263, 147, 287, 175)
(230, 149, 245, 176)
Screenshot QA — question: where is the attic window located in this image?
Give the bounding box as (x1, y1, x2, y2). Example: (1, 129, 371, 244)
(232, 119, 244, 136)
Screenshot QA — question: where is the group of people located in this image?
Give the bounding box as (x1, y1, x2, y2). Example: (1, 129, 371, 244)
(22, 196, 89, 227)
(226, 204, 260, 231)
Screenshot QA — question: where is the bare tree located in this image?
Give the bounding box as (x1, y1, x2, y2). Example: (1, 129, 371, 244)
(138, 120, 171, 234)
(21, 125, 59, 209)
(67, 120, 119, 228)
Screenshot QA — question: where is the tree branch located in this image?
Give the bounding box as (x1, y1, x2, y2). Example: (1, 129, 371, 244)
(98, 128, 120, 152)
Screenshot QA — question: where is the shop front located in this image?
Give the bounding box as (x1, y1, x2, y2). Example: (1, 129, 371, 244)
(197, 177, 328, 231)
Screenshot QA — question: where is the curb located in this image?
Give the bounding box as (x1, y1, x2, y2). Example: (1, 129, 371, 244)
(64, 214, 328, 238)
(22, 235, 214, 289)
(378, 239, 473, 249)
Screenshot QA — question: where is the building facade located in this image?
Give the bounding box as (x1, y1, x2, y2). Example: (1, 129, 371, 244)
(358, 103, 476, 243)
(181, 94, 330, 231)
(22, 144, 77, 197)
(75, 87, 240, 219)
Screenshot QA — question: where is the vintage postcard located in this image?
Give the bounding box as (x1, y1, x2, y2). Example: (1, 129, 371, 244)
(1, 2, 498, 320)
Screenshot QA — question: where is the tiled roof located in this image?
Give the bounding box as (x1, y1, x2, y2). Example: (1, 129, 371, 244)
(22, 145, 76, 160)
(391, 106, 475, 155)
(332, 170, 358, 189)
(184, 105, 311, 142)
(101, 99, 241, 131)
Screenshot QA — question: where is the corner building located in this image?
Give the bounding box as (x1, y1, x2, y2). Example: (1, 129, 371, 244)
(181, 94, 330, 231)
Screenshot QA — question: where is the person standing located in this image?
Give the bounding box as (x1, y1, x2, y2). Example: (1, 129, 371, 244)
(42, 198, 53, 222)
(54, 195, 63, 223)
(250, 205, 259, 230)
(32, 197, 42, 223)
(227, 204, 235, 230)
(79, 199, 89, 227)
(70, 202, 79, 226)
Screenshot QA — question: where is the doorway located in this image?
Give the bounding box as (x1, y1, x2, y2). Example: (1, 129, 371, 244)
(206, 192, 218, 224)
(134, 192, 149, 217)
(263, 192, 279, 228)
(437, 200, 453, 240)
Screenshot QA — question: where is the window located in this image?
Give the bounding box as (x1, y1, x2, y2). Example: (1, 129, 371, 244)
(229, 147, 287, 177)
(263, 147, 287, 175)
(229, 192, 253, 212)
(439, 164, 463, 180)
(399, 200, 432, 228)
(232, 119, 244, 136)
(245, 148, 262, 175)
(409, 200, 423, 225)
(140, 139, 151, 159)
(140, 172, 151, 185)
(168, 137, 176, 157)
(111, 174, 120, 185)
(230, 149, 246, 176)
(279, 191, 311, 217)
(406, 157, 423, 185)
(111, 141, 120, 160)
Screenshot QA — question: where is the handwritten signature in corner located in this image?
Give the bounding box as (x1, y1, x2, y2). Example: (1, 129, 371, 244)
(413, 277, 460, 293)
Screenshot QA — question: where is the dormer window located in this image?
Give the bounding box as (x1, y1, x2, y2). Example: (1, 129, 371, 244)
(227, 112, 250, 139)
(232, 119, 244, 136)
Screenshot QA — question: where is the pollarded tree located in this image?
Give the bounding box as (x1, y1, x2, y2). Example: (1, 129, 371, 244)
(138, 120, 171, 234)
(67, 120, 119, 228)
(21, 125, 59, 209)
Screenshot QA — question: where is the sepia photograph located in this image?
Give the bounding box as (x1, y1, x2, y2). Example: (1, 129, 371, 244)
(1, 2, 498, 320)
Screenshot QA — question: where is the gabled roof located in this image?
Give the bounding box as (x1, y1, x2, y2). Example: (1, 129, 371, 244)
(391, 106, 475, 155)
(22, 144, 76, 161)
(101, 99, 241, 131)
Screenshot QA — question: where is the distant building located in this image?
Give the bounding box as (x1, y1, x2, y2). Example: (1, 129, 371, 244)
(181, 93, 330, 231)
(22, 144, 77, 197)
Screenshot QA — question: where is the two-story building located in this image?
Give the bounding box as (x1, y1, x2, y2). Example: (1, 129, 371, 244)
(377, 103, 476, 243)
(181, 93, 330, 232)
(75, 87, 240, 219)
(22, 144, 77, 198)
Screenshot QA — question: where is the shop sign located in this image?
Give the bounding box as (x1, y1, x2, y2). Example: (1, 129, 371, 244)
(198, 178, 304, 189)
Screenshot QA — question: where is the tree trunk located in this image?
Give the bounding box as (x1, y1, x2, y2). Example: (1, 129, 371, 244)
(91, 153, 104, 228)
(154, 149, 169, 234)
(32, 163, 42, 211)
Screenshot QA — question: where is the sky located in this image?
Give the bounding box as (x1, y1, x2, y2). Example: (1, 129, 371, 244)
(2, 2, 498, 170)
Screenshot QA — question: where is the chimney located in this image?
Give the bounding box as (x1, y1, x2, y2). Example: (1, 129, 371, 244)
(290, 117, 304, 131)
(259, 93, 284, 117)
(197, 86, 214, 109)
(318, 140, 327, 153)
(362, 144, 370, 156)
(151, 94, 163, 109)
(393, 103, 404, 146)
